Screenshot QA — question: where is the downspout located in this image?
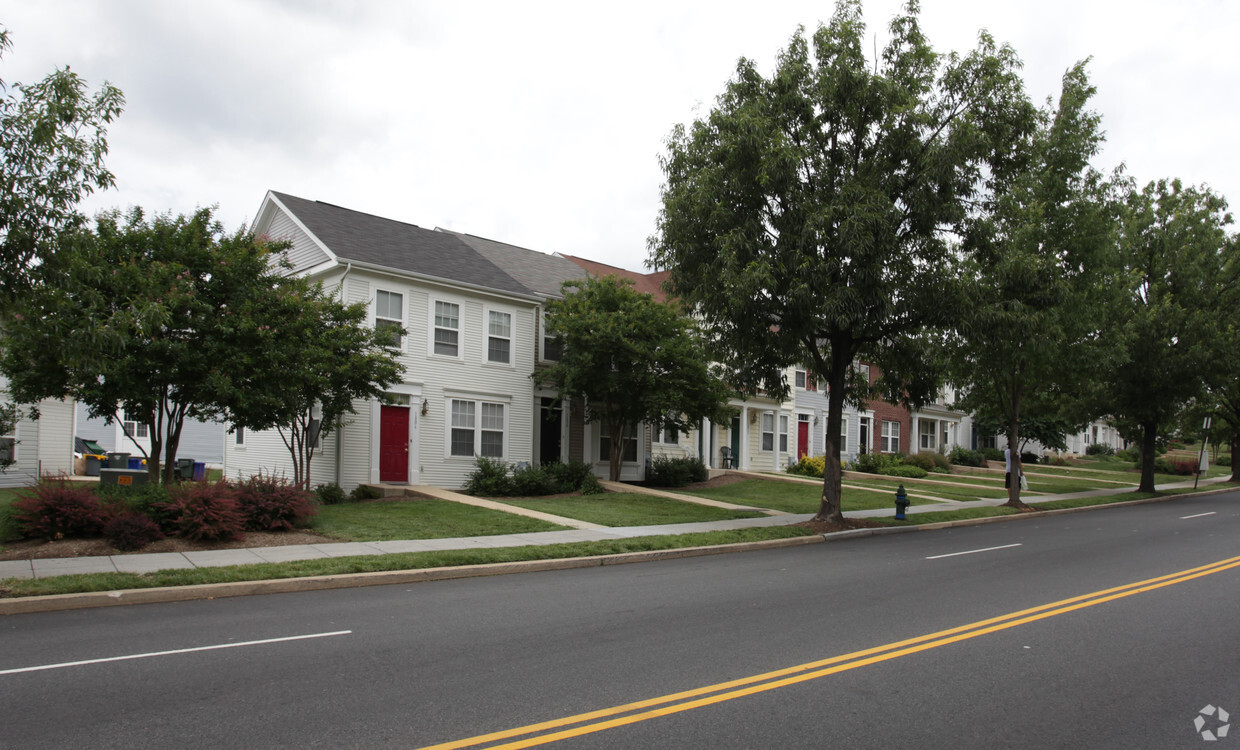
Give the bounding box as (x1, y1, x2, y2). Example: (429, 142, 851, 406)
(335, 262, 352, 486)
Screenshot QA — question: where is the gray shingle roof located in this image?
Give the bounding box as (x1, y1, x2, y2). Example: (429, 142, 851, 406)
(437, 229, 587, 298)
(271, 192, 534, 298)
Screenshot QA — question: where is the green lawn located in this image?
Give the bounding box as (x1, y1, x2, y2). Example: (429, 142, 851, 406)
(499, 493, 764, 527)
(311, 499, 567, 541)
(679, 478, 931, 514)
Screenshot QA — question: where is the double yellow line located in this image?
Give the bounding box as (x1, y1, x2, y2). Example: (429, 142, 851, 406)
(419, 554, 1240, 750)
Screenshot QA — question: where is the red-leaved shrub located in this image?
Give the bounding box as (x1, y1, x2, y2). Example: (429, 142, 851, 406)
(12, 480, 110, 540)
(104, 511, 165, 551)
(234, 473, 317, 532)
(153, 481, 245, 542)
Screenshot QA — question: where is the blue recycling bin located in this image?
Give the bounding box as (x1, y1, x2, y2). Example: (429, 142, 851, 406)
(193, 462, 206, 481)
(128, 457, 143, 470)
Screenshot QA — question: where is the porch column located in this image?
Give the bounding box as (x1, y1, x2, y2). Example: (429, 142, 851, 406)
(912, 415, 920, 453)
(702, 417, 713, 468)
(739, 408, 750, 470)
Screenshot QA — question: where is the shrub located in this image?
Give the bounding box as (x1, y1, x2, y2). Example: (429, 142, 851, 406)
(880, 464, 928, 479)
(980, 447, 1004, 462)
(579, 472, 605, 495)
(463, 457, 514, 497)
(349, 484, 385, 502)
(511, 463, 557, 496)
(315, 483, 348, 505)
(95, 481, 172, 515)
(788, 454, 826, 478)
(903, 453, 935, 472)
(543, 461, 595, 493)
(648, 455, 708, 488)
(852, 452, 897, 475)
(235, 473, 317, 532)
(1085, 443, 1114, 456)
(948, 446, 985, 467)
(1020, 451, 1040, 465)
(104, 511, 165, 551)
(12, 480, 110, 541)
(1217, 454, 1231, 467)
(1115, 448, 1139, 463)
(154, 481, 245, 542)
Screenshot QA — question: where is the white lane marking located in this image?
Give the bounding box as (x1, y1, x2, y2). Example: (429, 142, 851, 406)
(1181, 512, 1217, 520)
(926, 543, 1023, 560)
(0, 630, 352, 676)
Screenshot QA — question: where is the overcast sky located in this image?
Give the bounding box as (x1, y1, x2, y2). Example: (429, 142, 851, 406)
(4, 1, 1237, 273)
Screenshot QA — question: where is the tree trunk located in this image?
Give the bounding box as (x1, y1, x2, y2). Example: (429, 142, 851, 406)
(813, 365, 848, 523)
(1138, 422, 1158, 493)
(1004, 397, 1029, 509)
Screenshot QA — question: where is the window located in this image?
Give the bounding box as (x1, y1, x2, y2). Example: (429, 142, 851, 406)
(761, 412, 775, 452)
(656, 422, 679, 444)
(794, 370, 818, 392)
(375, 290, 404, 347)
(487, 310, 512, 364)
(857, 362, 871, 385)
(599, 431, 638, 462)
(779, 415, 789, 452)
(542, 312, 562, 361)
(433, 300, 460, 357)
(919, 420, 937, 451)
(234, 426, 245, 446)
(0, 420, 16, 464)
(795, 370, 806, 389)
(122, 409, 148, 439)
(881, 420, 901, 453)
(839, 427, 847, 454)
(450, 399, 505, 458)
(450, 400, 475, 456)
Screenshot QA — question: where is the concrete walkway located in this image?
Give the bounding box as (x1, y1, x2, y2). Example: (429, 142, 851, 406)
(1, 476, 1233, 581)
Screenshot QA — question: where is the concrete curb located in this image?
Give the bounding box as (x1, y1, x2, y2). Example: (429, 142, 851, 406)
(2, 485, 1234, 615)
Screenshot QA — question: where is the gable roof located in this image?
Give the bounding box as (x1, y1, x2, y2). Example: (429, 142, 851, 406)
(559, 254, 671, 302)
(437, 229, 587, 298)
(267, 191, 535, 299)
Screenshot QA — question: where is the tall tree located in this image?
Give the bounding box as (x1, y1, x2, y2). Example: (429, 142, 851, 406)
(0, 27, 124, 300)
(1201, 234, 1240, 483)
(1103, 179, 1233, 492)
(538, 275, 733, 481)
(649, 0, 1028, 521)
(1, 207, 307, 483)
(220, 281, 404, 486)
(948, 61, 1117, 507)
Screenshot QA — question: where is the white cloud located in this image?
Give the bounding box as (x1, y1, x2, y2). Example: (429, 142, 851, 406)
(4, 0, 1238, 272)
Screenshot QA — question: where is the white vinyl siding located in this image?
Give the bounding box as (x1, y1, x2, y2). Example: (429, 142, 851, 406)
(264, 206, 331, 272)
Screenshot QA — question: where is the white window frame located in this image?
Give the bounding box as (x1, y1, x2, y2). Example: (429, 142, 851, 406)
(857, 362, 871, 385)
(795, 370, 807, 389)
(881, 419, 901, 453)
(919, 420, 937, 451)
(0, 420, 17, 463)
(779, 414, 789, 453)
(374, 289, 405, 350)
(233, 425, 246, 448)
(655, 421, 679, 445)
(484, 306, 513, 366)
(430, 298, 463, 359)
(830, 416, 848, 454)
(122, 408, 149, 440)
(446, 397, 507, 459)
(761, 412, 775, 452)
(599, 427, 638, 463)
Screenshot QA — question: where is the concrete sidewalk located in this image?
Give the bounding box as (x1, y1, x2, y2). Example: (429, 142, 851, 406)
(1, 476, 1233, 582)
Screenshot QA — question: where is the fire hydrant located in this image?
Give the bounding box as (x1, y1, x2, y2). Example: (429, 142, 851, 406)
(894, 484, 909, 520)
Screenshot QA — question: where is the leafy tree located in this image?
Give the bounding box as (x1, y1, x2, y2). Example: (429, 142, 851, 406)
(220, 281, 404, 486)
(1102, 179, 1233, 492)
(1, 207, 307, 483)
(538, 275, 733, 481)
(0, 27, 124, 300)
(947, 61, 1117, 507)
(649, 0, 1028, 521)
(1203, 236, 1240, 482)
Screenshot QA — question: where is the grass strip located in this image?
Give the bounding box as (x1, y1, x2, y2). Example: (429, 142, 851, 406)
(0, 526, 817, 599)
(497, 493, 764, 526)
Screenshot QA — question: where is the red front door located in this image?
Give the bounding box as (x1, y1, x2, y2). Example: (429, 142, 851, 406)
(797, 419, 809, 460)
(379, 405, 409, 483)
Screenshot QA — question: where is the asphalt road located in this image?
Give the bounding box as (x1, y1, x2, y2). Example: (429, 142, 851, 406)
(2, 489, 1238, 749)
